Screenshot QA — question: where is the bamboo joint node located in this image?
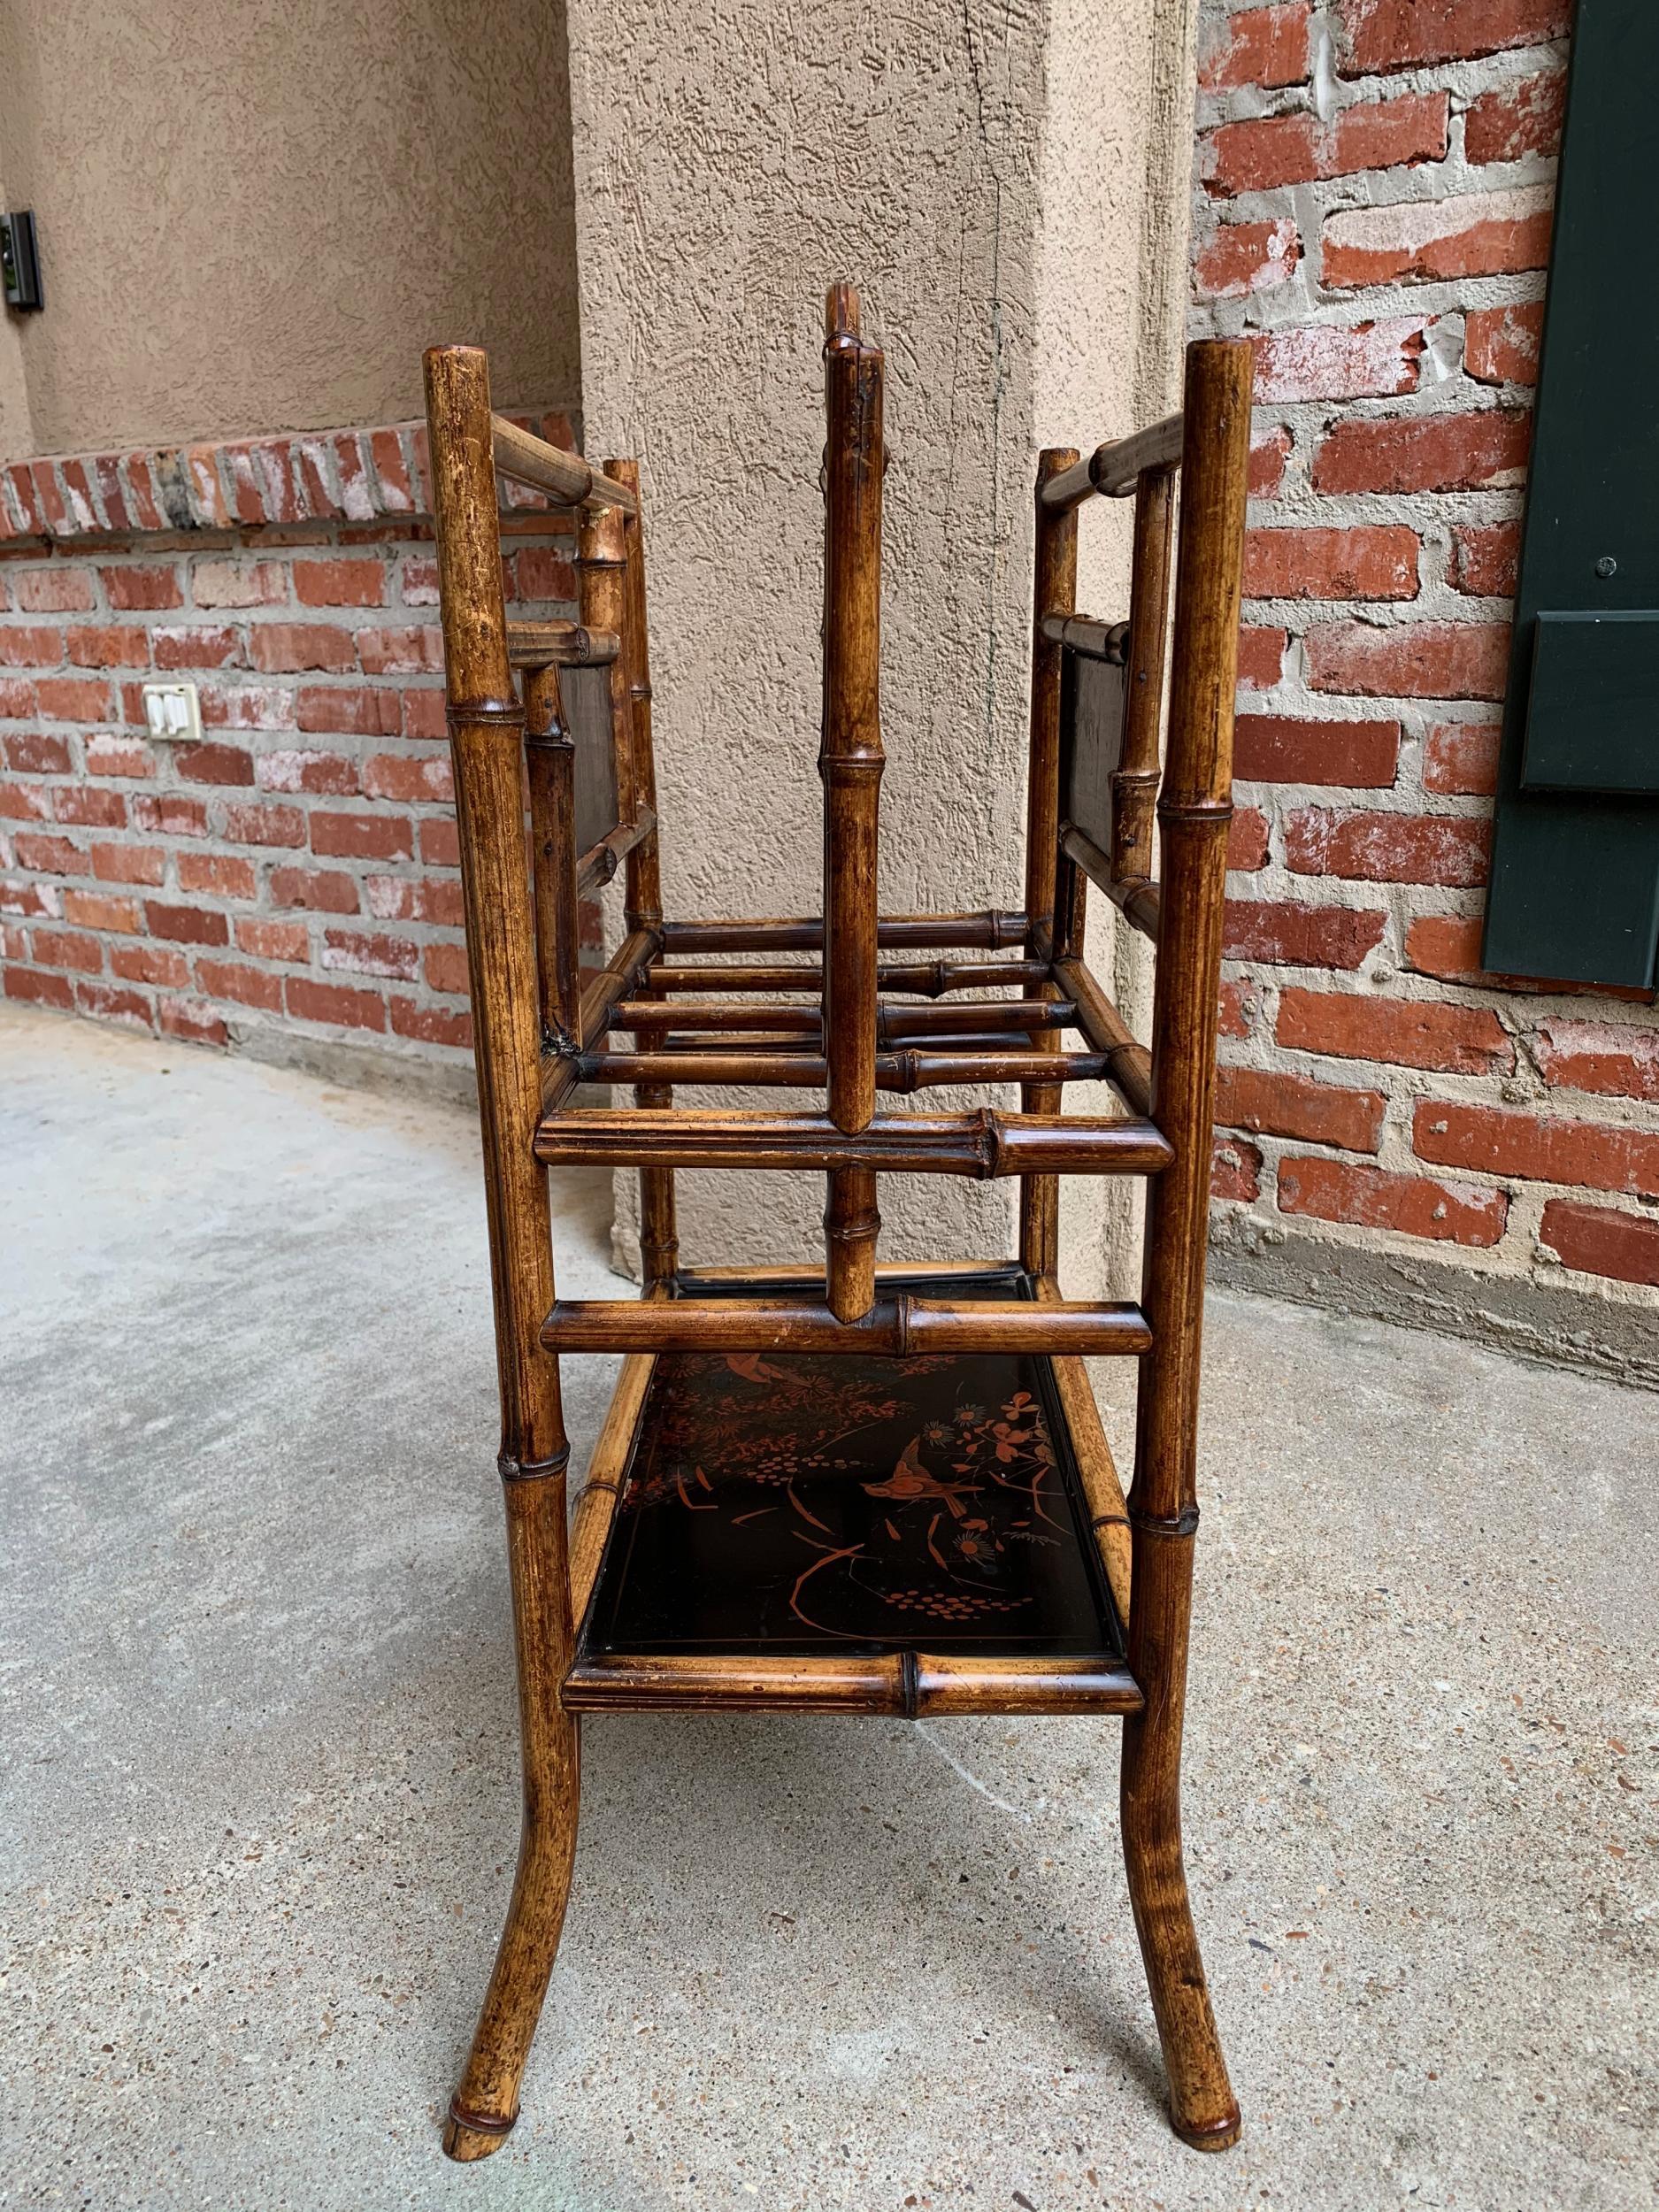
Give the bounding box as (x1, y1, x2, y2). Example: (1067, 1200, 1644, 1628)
(447, 698, 526, 731)
(1156, 798, 1233, 826)
(497, 1443, 573, 1485)
(1128, 1502, 1201, 1539)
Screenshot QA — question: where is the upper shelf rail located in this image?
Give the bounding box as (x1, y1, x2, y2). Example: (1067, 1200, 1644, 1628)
(490, 413, 639, 517)
(1039, 413, 1183, 514)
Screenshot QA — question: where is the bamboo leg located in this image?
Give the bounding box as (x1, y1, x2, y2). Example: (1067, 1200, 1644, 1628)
(1020, 449, 1079, 1275)
(1120, 1545, 1238, 2150)
(426, 344, 580, 2161)
(444, 1479, 580, 2160)
(1120, 338, 1253, 2152)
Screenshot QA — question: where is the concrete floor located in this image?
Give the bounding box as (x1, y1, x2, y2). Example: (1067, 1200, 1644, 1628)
(1, 1002, 1655, 2212)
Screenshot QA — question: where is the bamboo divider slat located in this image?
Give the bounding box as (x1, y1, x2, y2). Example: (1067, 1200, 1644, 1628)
(673, 1258, 1012, 1286)
(653, 1031, 822, 1054)
(576, 926, 660, 1044)
(534, 1106, 1173, 1177)
(578, 1048, 1109, 1091)
(660, 910, 1030, 954)
(605, 998, 1072, 1037)
(649, 1030, 1043, 1059)
(491, 413, 639, 515)
(642, 956, 1049, 996)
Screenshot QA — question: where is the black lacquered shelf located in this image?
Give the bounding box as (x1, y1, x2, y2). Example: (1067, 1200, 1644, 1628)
(564, 1269, 1137, 1717)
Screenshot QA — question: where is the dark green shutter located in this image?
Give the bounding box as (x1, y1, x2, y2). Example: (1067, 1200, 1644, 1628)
(1482, 0, 1659, 990)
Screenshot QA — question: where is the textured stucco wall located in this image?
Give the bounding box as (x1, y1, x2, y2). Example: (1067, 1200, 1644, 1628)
(0, 0, 580, 453)
(567, 0, 1199, 1283)
(1037, 0, 1201, 1299)
(0, 141, 33, 456)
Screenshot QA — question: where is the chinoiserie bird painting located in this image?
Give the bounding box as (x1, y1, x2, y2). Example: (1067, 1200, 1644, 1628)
(862, 1433, 976, 1519)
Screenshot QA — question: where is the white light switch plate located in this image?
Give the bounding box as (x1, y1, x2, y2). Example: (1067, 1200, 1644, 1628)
(140, 680, 203, 742)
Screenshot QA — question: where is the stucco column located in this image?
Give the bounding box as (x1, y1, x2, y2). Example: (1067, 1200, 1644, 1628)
(565, 0, 1199, 1285)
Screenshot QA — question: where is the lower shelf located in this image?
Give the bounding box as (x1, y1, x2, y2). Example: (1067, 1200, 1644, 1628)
(565, 1267, 1139, 1717)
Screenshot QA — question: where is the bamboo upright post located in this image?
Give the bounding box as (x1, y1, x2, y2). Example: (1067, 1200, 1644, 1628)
(1119, 337, 1254, 2154)
(1112, 468, 1177, 888)
(612, 456, 678, 1286)
(424, 345, 580, 2163)
(578, 496, 637, 831)
(819, 283, 885, 1323)
(1020, 447, 1080, 1277)
(523, 664, 580, 1046)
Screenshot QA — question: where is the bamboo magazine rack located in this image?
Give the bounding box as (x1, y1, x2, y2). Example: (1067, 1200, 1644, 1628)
(423, 288, 1254, 2160)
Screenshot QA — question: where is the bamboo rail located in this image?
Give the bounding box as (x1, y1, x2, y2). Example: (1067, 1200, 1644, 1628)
(1051, 955, 1153, 1116)
(1060, 823, 1162, 941)
(1039, 612, 1127, 661)
(1039, 414, 1184, 512)
(562, 1650, 1141, 1717)
(541, 1294, 1152, 1357)
(505, 620, 619, 669)
(576, 807, 656, 896)
(491, 413, 638, 515)
(534, 1106, 1174, 1176)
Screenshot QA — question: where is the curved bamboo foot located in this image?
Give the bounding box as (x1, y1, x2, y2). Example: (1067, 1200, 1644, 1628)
(441, 1476, 582, 2159)
(442, 1773, 580, 2161)
(1121, 1717, 1240, 2153)
(442, 2105, 517, 2162)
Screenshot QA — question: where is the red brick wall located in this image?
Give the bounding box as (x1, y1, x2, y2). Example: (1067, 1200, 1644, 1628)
(1193, 2, 1659, 1313)
(1, 416, 578, 1071)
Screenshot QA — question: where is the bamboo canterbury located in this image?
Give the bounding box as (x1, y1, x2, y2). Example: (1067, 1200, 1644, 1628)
(424, 300, 1256, 2165)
